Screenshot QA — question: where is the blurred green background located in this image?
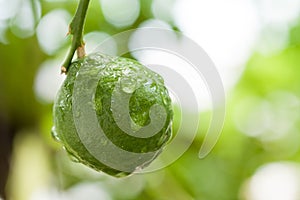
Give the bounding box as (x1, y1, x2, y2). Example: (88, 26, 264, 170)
(1, 0, 300, 199)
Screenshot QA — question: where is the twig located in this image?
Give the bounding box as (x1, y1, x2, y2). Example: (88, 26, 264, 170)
(61, 0, 90, 74)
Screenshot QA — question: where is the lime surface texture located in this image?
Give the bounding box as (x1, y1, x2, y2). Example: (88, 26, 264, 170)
(53, 53, 173, 177)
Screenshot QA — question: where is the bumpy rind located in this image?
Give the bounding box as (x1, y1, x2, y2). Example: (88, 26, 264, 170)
(53, 53, 173, 177)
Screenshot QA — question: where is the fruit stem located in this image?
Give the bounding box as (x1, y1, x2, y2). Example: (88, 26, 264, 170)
(61, 0, 90, 74)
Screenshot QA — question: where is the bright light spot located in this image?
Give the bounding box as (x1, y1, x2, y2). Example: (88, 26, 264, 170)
(100, 0, 140, 28)
(34, 59, 66, 104)
(256, 26, 289, 55)
(255, 0, 300, 54)
(85, 31, 117, 55)
(234, 91, 300, 141)
(0, 0, 20, 20)
(105, 175, 145, 199)
(65, 183, 111, 200)
(173, 0, 260, 92)
(137, 18, 173, 29)
(258, 0, 300, 26)
(129, 19, 211, 111)
(152, 0, 175, 22)
(30, 183, 111, 200)
(267, 92, 300, 138)
(234, 97, 271, 137)
(10, 0, 41, 38)
(30, 188, 61, 200)
(129, 19, 175, 59)
(244, 162, 300, 200)
(36, 10, 71, 55)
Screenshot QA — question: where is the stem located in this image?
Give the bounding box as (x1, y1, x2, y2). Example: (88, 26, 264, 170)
(61, 0, 90, 74)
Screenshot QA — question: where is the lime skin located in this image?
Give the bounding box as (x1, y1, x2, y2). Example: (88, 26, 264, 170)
(53, 53, 173, 177)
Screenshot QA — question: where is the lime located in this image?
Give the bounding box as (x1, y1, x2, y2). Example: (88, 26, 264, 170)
(53, 53, 173, 177)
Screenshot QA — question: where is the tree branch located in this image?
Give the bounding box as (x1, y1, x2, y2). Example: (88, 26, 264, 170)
(61, 0, 90, 74)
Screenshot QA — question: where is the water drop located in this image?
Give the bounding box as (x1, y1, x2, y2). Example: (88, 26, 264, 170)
(51, 126, 61, 142)
(68, 154, 80, 163)
(134, 165, 143, 173)
(120, 77, 137, 93)
(157, 134, 168, 146)
(115, 171, 130, 178)
(162, 97, 168, 105)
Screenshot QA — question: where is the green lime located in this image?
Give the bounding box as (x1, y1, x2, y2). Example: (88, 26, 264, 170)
(53, 53, 173, 177)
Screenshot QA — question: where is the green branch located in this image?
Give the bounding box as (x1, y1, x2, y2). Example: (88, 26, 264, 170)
(61, 0, 90, 74)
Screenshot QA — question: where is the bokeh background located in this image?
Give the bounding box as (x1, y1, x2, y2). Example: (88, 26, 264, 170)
(1, 0, 300, 199)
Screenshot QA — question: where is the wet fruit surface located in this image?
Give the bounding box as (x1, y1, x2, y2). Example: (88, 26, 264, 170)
(53, 53, 173, 177)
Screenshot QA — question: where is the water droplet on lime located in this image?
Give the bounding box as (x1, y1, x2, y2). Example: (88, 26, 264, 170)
(120, 77, 137, 93)
(68, 154, 80, 163)
(51, 126, 61, 142)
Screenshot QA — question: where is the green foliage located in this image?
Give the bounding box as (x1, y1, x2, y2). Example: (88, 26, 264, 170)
(1, 0, 300, 200)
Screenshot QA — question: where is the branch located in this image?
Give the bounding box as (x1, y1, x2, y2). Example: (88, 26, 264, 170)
(61, 0, 91, 74)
